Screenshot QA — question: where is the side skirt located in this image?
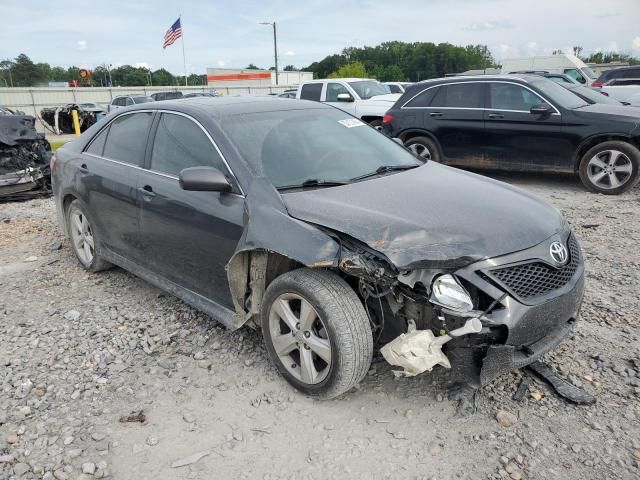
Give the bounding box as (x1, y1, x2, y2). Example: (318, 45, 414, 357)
(101, 249, 238, 330)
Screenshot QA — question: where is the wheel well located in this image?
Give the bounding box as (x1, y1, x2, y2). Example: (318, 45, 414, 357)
(361, 116, 382, 124)
(574, 135, 639, 171)
(61, 194, 77, 232)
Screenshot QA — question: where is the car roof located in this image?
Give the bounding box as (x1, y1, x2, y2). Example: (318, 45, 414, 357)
(413, 74, 538, 86)
(304, 78, 377, 83)
(123, 96, 329, 117)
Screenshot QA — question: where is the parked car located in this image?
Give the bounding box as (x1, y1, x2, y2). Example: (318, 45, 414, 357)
(53, 97, 584, 398)
(500, 54, 597, 86)
(150, 91, 184, 101)
(562, 83, 632, 106)
(592, 66, 640, 89)
(278, 89, 297, 99)
(184, 91, 220, 98)
(382, 75, 640, 194)
(600, 80, 640, 105)
(508, 71, 580, 86)
(383, 82, 413, 93)
(296, 78, 400, 129)
(108, 95, 154, 113)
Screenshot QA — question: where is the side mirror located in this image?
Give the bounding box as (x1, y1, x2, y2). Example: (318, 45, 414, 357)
(337, 93, 354, 103)
(179, 166, 232, 192)
(530, 103, 552, 115)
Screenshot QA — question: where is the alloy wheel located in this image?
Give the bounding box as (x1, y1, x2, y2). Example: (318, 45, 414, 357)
(70, 210, 95, 265)
(587, 150, 633, 190)
(268, 293, 332, 385)
(408, 142, 432, 160)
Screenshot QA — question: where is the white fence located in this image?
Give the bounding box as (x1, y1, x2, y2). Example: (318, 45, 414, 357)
(0, 85, 298, 132)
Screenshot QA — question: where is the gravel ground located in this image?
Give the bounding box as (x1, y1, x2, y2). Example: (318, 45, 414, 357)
(1, 172, 639, 480)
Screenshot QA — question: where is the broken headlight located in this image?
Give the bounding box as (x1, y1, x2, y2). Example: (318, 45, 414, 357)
(429, 274, 473, 313)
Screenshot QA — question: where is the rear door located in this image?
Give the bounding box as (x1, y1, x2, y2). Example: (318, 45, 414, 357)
(137, 112, 244, 308)
(482, 81, 571, 172)
(81, 111, 154, 257)
(421, 82, 486, 165)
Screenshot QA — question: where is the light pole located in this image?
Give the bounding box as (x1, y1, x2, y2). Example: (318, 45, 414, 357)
(259, 21, 278, 85)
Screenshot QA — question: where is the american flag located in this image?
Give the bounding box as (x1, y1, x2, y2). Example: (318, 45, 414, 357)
(163, 18, 182, 49)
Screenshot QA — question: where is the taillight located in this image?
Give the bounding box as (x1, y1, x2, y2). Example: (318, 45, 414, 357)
(383, 113, 394, 124)
(591, 81, 604, 88)
(50, 154, 57, 173)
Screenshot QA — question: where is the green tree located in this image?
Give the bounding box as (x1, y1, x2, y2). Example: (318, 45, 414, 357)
(283, 65, 297, 71)
(328, 61, 368, 78)
(151, 68, 175, 86)
(10, 54, 45, 86)
(245, 63, 260, 70)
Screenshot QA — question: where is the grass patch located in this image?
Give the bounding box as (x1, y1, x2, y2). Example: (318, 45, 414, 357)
(50, 141, 68, 152)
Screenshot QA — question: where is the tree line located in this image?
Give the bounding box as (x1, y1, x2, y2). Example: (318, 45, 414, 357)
(0, 54, 206, 87)
(2, 46, 639, 87)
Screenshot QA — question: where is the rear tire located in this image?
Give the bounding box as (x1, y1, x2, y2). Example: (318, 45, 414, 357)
(261, 268, 373, 399)
(404, 136, 441, 162)
(66, 200, 112, 272)
(578, 141, 640, 194)
(368, 118, 383, 131)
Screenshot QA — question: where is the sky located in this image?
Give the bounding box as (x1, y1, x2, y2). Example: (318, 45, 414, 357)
(2, 0, 640, 75)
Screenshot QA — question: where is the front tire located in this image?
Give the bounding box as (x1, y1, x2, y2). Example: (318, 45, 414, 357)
(66, 199, 112, 272)
(578, 141, 640, 194)
(261, 269, 373, 399)
(404, 136, 441, 162)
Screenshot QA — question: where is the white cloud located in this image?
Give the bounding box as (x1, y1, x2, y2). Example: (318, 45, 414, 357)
(466, 20, 512, 31)
(495, 44, 519, 59)
(135, 62, 151, 70)
(632, 36, 640, 50)
(217, 60, 226, 66)
(77, 40, 88, 51)
(285, 50, 295, 56)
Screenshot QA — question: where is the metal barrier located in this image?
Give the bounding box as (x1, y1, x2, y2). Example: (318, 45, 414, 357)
(0, 85, 298, 132)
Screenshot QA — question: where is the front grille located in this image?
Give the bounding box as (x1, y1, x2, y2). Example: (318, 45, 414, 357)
(487, 235, 580, 301)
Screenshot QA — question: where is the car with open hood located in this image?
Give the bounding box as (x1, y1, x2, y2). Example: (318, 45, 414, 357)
(52, 97, 584, 398)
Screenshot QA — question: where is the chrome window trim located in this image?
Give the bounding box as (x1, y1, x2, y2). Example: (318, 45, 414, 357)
(82, 108, 245, 196)
(401, 80, 561, 115)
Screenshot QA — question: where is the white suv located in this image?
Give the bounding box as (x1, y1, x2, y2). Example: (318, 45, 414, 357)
(108, 95, 154, 113)
(296, 78, 400, 129)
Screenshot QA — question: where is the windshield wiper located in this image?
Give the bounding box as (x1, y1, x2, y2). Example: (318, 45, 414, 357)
(277, 179, 348, 191)
(350, 164, 419, 182)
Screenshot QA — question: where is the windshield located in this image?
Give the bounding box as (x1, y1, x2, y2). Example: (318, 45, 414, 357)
(567, 86, 622, 105)
(133, 96, 153, 104)
(219, 108, 420, 189)
(528, 78, 588, 109)
(581, 67, 597, 80)
(348, 80, 390, 99)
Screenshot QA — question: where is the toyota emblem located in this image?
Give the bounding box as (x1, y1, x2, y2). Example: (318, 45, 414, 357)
(549, 241, 568, 265)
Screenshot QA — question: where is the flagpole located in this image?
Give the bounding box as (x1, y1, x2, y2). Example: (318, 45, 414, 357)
(180, 14, 187, 87)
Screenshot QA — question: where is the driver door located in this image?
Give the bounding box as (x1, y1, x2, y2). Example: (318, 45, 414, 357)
(322, 82, 357, 115)
(481, 82, 571, 172)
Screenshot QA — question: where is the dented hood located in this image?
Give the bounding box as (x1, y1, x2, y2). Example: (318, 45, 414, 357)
(282, 162, 566, 269)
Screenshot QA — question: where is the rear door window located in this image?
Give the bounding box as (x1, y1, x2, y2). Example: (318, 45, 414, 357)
(103, 112, 153, 166)
(150, 113, 228, 178)
(489, 83, 548, 111)
(325, 82, 349, 102)
(387, 84, 401, 93)
(431, 83, 484, 108)
(300, 83, 322, 101)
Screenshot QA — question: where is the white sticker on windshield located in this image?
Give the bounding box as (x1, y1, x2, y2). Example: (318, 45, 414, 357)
(338, 118, 365, 128)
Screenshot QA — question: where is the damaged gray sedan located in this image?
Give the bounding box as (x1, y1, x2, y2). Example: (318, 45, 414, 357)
(52, 97, 584, 398)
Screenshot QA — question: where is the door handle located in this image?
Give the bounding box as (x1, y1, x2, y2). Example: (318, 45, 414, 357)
(487, 113, 505, 119)
(138, 185, 156, 200)
(429, 112, 443, 117)
(78, 164, 88, 173)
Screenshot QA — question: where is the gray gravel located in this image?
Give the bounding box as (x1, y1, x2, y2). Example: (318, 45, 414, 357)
(1, 172, 639, 479)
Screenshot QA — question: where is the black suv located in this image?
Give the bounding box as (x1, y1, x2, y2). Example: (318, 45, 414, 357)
(593, 66, 640, 88)
(382, 75, 640, 194)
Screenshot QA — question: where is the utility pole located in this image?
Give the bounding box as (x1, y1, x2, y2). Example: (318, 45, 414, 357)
(259, 21, 279, 85)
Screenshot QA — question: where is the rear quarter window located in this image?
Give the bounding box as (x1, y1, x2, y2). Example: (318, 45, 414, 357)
(403, 86, 438, 107)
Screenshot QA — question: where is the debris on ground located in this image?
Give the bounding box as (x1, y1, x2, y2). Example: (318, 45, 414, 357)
(512, 375, 532, 402)
(170, 451, 211, 468)
(118, 411, 146, 423)
(527, 361, 597, 405)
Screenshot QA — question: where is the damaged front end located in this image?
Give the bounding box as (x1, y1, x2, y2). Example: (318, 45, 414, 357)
(330, 229, 584, 387)
(0, 112, 52, 202)
(41, 104, 105, 135)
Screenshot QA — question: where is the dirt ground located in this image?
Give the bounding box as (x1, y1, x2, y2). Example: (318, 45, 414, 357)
(1, 172, 639, 480)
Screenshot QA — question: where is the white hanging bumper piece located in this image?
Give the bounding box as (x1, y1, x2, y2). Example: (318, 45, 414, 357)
(380, 318, 483, 377)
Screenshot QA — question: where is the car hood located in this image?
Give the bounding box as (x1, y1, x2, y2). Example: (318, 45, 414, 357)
(282, 163, 566, 270)
(364, 93, 402, 103)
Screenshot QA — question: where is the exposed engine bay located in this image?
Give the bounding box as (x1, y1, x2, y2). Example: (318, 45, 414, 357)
(41, 103, 105, 134)
(0, 111, 52, 202)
